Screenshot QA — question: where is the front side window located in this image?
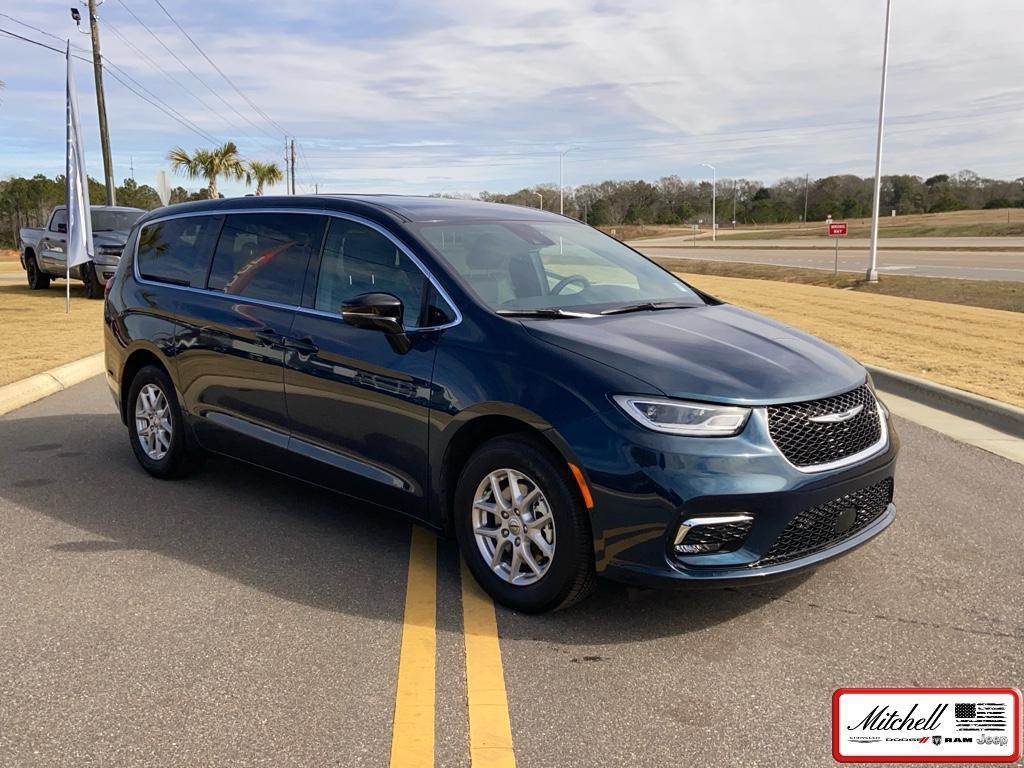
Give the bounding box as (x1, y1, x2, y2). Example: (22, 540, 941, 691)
(137, 216, 219, 286)
(415, 220, 704, 313)
(207, 213, 326, 306)
(314, 219, 434, 326)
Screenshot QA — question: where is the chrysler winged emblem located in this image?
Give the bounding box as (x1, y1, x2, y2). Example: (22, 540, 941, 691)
(807, 404, 864, 424)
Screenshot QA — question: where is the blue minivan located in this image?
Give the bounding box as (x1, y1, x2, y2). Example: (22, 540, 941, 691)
(104, 195, 897, 612)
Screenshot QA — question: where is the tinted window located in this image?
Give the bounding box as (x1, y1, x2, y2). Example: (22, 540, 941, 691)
(314, 219, 431, 326)
(208, 213, 326, 305)
(137, 216, 219, 286)
(49, 209, 67, 231)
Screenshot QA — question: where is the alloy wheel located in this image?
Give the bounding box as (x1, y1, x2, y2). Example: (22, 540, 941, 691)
(472, 468, 556, 586)
(134, 383, 172, 461)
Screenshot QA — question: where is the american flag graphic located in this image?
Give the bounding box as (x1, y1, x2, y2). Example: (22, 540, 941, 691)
(954, 702, 1007, 731)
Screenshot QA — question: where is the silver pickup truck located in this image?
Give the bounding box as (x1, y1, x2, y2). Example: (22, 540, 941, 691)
(19, 205, 145, 299)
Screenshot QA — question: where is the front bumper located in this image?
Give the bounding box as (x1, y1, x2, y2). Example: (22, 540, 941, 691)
(560, 403, 899, 589)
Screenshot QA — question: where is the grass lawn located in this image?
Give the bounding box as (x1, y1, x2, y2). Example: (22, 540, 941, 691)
(615, 208, 1024, 242)
(654, 258, 1024, 313)
(0, 261, 104, 386)
(677, 270, 1024, 408)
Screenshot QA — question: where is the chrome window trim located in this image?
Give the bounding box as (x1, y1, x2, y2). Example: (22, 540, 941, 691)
(759, 402, 889, 474)
(131, 207, 463, 331)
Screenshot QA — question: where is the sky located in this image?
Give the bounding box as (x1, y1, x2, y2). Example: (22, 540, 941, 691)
(1, 0, 1022, 198)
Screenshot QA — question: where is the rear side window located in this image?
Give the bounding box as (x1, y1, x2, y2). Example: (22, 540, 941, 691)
(137, 216, 219, 286)
(49, 209, 67, 232)
(207, 213, 326, 306)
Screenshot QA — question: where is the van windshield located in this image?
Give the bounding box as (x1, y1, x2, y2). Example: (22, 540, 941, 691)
(414, 219, 704, 314)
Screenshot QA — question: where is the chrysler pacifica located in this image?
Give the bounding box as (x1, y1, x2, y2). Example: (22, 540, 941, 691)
(104, 195, 898, 612)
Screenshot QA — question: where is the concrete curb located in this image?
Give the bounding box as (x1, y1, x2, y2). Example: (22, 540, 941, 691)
(867, 364, 1024, 439)
(0, 353, 104, 417)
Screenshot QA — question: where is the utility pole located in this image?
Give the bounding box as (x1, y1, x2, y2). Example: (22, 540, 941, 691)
(290, 139, 296, 195)
(867, 0, 893, 283)
(86, 0, 115, 205)
(732, 180, 738, 228)
(803, 173, 809, 222)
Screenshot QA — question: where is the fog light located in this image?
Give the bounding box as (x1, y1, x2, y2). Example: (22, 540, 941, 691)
(673, 514, 754, 557)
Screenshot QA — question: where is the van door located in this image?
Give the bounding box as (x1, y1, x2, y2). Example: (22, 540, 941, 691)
(283, 217, 452, 515)
(172, 212, 327, 466)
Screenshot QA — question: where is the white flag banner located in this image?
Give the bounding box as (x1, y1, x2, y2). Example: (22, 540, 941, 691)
(65, 40, 93, 312)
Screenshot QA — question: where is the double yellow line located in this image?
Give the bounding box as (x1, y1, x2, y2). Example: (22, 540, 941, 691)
(389, 527, 516, 768)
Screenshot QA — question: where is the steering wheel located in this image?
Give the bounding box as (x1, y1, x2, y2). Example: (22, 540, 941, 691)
(550, 274, 591, 295)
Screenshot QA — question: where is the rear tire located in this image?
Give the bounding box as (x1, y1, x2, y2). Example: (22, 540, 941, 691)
(454, 435, 596, 613)
(26, 255, 50, 290)
(81, 262, 103, 299)
(127, 364, 203, 479)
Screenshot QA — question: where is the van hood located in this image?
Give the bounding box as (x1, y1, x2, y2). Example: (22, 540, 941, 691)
(523, 304, 866, 405)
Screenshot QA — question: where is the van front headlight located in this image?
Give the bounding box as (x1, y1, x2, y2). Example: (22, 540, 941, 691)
(613, 395, 751, 436)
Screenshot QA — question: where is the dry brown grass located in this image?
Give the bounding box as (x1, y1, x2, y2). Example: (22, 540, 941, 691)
(677, 271, 1024, 407)
(0, 262, 104, 386)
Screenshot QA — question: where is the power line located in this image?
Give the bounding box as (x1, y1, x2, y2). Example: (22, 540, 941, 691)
(113, 0, 281, 146)
(0, 25, 219, 144)
(103, 17, 236, 141)
(149, 0, 288, 138)
(1, 11, 220, 143)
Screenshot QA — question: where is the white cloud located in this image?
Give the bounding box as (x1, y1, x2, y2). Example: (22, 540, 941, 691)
(2, 0, 1022, 196)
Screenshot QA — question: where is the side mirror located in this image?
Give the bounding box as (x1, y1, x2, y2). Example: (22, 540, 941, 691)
(341, 292, 411, 353)
(56, 223, 67, 233)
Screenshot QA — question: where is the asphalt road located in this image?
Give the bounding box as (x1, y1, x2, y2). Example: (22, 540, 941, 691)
(2, 377, 1022, 767)
(630, 237, 1024, 281)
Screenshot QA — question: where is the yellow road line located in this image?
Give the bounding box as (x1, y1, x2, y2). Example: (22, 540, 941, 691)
(461, 559, 517, 768)
(389, 527, 437, 768)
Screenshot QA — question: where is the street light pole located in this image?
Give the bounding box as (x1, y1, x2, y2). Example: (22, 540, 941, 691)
(534, 192, 543, 210)
(700, 163, 716, 241)
(866, 0, 893, 283)
(559, 147, 578, 215)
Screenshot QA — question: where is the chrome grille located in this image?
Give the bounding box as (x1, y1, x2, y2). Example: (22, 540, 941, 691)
(767, 384, 882, 468)
(756, 478, 893, 566)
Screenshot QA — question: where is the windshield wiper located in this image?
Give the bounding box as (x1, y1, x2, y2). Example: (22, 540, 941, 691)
(599, 301, 696, 316)
(497, 308, 597, 319)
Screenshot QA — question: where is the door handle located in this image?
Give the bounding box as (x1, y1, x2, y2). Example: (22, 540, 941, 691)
(282, 336, 319, 356)
(255, 330, 283, 347)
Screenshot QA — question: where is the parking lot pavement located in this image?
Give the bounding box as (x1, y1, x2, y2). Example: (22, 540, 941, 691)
(2, 377, 1022, 767)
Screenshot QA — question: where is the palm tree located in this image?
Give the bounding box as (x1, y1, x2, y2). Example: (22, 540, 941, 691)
(245, 160, 284, 196)
(167, 141, 245, 199)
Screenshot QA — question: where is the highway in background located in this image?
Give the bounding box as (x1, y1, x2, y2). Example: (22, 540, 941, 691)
(630, 235, 1024, 281)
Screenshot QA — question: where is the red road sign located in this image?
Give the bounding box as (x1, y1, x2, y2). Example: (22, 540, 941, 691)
(828, 222, 848, 236)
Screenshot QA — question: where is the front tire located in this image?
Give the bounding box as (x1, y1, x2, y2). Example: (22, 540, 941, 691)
(26, 255, 50, 290)
(127, 365, 203, 479)
(454, 435, 596, 612)
(81, 262, 103, 299)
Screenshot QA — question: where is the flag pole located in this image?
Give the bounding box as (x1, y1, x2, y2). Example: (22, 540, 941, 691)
(66, 40, 71, 315)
